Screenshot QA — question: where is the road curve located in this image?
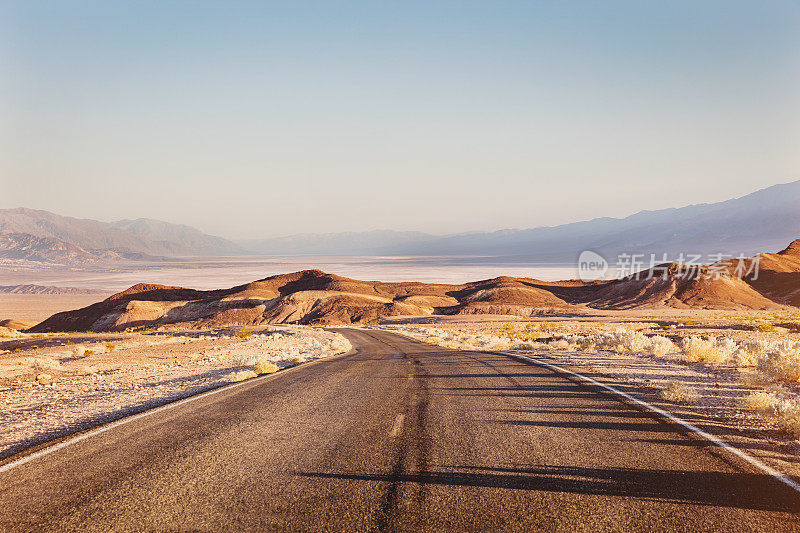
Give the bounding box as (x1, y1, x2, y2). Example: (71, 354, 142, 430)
(0, 329, 798, 531)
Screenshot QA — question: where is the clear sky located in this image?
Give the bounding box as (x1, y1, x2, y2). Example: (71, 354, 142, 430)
(2, 1, 799, 239)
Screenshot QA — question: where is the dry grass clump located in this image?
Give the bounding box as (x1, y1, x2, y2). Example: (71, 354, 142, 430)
(546, 330, 678, 356)
(734, 341, 767, 368)
(680, 336, 736, 363)
(742, 390, 783, 412)
(105, 342, 116, 351)
(0, 326, 23, 338)
(31, 357, 62, 372)
(756, 342, 800, 382)
(290, 355, 307, 364)
(659, 380, 699, 403)
(72, 346, 86, 357)
(227, 369, 258, 382)
(254, 358, 279, 374)
(36, 373, 53, 386)
(236, 327, 253, 338)
(741, 388, 800, 438)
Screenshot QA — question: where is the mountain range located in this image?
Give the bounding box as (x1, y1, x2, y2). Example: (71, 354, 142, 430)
(0, 208, 242, 263)
(239, 180, 800, 261)
(3, 180, 800, 264)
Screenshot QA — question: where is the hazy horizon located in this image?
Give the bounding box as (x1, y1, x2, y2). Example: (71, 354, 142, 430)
(3, 1, 799, 239)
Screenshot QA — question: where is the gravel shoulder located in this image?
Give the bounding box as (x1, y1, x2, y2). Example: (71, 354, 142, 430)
(0, 326, 351, 460)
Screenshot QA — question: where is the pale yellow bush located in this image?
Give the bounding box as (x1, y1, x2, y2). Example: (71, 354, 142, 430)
(227, 370, 257, 382)
(644, 335, 678, 356)
(757, 343, 800, 382)
(254, 359, 279, 374)
(742, 390, 782, 412)
(31, 357, 62, 371)
(735, 341, 766, 368)
(741, 388, 800, 438)
(680, 336, 735, 363)
(659, 380, 698, 403)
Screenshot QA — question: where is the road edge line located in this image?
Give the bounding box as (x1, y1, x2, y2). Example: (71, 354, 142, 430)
(507, 351, 800, 495)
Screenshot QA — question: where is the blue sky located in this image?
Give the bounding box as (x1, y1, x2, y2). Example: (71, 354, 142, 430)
(2, 1, 799, 238)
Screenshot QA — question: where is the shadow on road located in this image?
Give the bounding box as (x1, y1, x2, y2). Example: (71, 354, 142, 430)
(299, 464, 800, 513)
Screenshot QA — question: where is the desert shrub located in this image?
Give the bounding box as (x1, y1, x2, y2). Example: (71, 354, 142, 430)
(680, 336, 735, 363)
(757, 324, 778, 333)
(511, 341, 540, 351)
(36, 373, 53, 385)
(756, 342, 800, 382)
(659, 380, 698, 403)
(645, 336, 678, 356)
(0, 326, 23, 338)
(734, 341, 766, 368)
(105, 342, 116, 351)
(227, 370, 257, 382)
(547, 339, 574, 351)
(290, 355, 307, 364)
(254, 358, 279, 374)
(31, 357, 62, 371)
(742, 390, 783, 412)
(770, 399, 800, 437)
(741, 388, 800, 438)
(72, 346, 86, 357)
(236, 327, 252, 338)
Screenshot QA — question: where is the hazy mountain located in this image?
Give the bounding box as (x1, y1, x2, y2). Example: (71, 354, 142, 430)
(0, 208, 242, 263)
(241, 180, 800, 262)
(5, 180, 799, 265)
(112, 218, 242, 256)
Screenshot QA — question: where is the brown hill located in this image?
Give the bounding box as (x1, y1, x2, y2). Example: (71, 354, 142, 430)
(31, 270, 575, 332)
(544, 263, 783, 311)
(28, 239, 800, 332)
(736, 239, 800, 307)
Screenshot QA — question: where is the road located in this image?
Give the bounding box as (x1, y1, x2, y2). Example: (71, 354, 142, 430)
(0, 329, 798, 531)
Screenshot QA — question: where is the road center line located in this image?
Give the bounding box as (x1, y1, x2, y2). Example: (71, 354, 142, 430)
(389, 414, 405, 437)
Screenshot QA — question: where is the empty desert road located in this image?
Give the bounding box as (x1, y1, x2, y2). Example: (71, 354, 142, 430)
(1, 329, 799, 531)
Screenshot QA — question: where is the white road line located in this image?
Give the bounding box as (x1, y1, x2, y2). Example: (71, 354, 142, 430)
(511, 352, 800, 495)
(0, 351, 351, 475)
(389, 414, 405, 437)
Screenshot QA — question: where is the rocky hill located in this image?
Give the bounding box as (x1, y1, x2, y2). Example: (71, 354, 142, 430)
(29, 239, 800, 332)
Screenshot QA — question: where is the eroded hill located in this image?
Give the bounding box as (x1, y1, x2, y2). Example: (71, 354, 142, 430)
(29, 239, 800, 332)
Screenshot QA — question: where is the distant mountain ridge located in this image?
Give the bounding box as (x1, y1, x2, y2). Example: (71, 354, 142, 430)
(0, 208, 242, 263)
(239, 180, 800, 261)
(3, 180, 799, 264)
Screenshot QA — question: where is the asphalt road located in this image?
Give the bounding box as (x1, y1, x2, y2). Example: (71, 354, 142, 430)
(1, 329, 798, 531)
